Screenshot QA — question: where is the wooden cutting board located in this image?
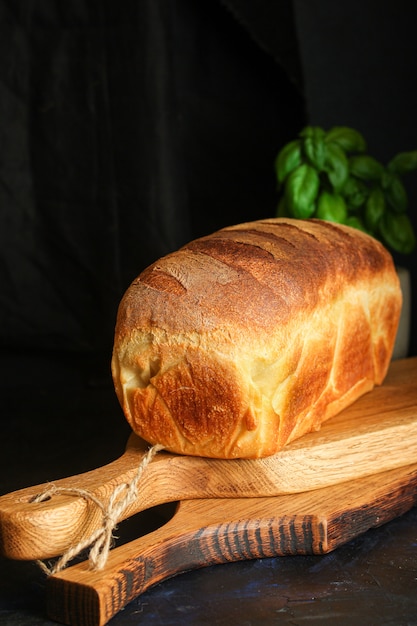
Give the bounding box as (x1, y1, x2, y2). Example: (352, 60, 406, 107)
(0, 357, 416, 563)
(47, 462, 417, 626)
(0, 357, 416, 626)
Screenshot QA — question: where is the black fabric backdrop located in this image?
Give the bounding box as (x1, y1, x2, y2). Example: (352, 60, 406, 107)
(0, 0, 416, 363)
(0, 0, 304, 360)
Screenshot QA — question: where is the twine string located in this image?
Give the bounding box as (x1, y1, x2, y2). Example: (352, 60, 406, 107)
(33, 443, 165, 576)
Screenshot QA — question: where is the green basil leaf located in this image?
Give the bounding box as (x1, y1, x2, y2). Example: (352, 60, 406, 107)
(364, 187, 385, 232)
(285, 163, 319, 219)
(342, 176, 368, 209)
(276, 195, 290, 217)
(303, 128, 327, 171)
(325, 126, 367, 153)
(384, 174, 408, 213)
(349, 155, 384, 181)
(316, 191, 347, 223)
(324, 143, 349, 192)
(299, 125, 326, 140)
(380, 170, 394, 190)
(387, 150, 417, 175)
(344, 215, 368, 233)
(275, 139, 302, 184)
(379, 212, 416, 254)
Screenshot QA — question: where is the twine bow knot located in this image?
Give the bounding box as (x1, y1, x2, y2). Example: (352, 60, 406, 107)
(33, 443, 164, 576)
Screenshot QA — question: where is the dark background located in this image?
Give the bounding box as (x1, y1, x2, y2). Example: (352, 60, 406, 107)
(1, 0, 416, 374)
(1, 3, 417, 622)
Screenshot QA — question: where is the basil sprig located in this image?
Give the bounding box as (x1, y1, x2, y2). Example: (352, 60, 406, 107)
(275, 125, 416, 254)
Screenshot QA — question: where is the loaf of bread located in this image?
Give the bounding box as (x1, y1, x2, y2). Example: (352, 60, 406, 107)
(111, 218, 402, 459)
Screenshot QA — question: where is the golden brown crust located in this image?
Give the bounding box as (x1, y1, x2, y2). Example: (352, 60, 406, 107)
(112, 218, 402, 459)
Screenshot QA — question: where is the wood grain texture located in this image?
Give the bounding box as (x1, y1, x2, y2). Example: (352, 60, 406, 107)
(0, 357, 416, 561)
(46, 463, 417, 626)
